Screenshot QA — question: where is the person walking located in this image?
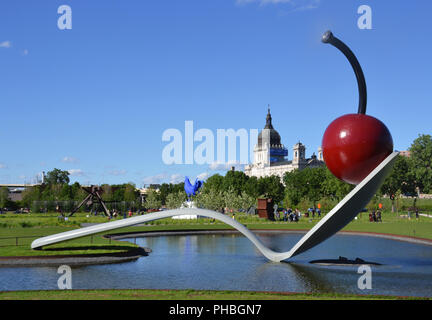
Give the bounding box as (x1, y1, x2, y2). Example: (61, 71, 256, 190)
(376, 210, 382, 222)
(273, 204, 279, 221)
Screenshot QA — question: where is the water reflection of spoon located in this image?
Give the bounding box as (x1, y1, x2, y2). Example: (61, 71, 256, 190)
(31, 152, 398, 262)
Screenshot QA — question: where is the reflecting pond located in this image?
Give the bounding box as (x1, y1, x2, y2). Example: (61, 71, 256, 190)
(1, 231, 432, 297)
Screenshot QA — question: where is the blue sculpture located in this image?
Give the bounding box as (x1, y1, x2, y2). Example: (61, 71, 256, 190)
(184, 176, 203, 201)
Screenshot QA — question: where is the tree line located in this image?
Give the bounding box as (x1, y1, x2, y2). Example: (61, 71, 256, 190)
(3, 134, 430, 214)
(130, 134, 432, 213)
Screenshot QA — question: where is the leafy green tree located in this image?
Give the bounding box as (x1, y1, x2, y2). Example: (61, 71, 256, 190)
(244, 176, 260, 199)
(409, 134, 432, 193)
(59, 184, 72, 200)
(158, 183, 171, 205)
(68, 182, 86, 212)
(283, 170, 309, 206)
(45, 168, 70, 185)
(144, 189, 162, 210)
(381, 155, 417, 212)
(381, 155, 416, 196)
(224, 186, 243, 211)
(284, 166, 352, 209)
(302, 167, 326, 206)
(257, 176, 285, 204)
(159, 182, 185, 205)
(0, 187, 9, 208)
(166, 190, 187, 209)
(222, 170, 249, 195)
(239, 191, 256, 210)
(203, 174, 224, 193)
(101, 184, 114, 202)
(21, 186, 41, 208)
(195, 186, 225, 211)
(112, 185, 127, 202)
(321, 167, 354, 201)
(124, 183, 138, 202)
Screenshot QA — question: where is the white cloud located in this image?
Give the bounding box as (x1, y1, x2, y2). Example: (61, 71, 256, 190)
(169, 174, 184, 184)
(208, 162, 226, 171)
(0, 41, 11, 48)
(61, 156, 79, 164)
(22, 49, 28, 56)
(0, 163, 7, 169)
(197, 172, 210, 180)
(143, 173, 167, 185)
(108, 169, 127, 176)
(67, 169, 85, 177)
(142, 172, 185, 185)
(209, 160, 245, 171)
(292, 0, 320, 11)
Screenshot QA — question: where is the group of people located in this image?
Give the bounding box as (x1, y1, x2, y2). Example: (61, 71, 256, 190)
(369, 210, 382, 222)
(278, 208, 300, 222)
(407, 208, 420, 220)
(305, 207, 321, 219)
(274, 206, 322, 222)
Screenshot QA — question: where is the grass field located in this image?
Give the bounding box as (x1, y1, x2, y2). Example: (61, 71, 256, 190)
(0, 288, 427, 300)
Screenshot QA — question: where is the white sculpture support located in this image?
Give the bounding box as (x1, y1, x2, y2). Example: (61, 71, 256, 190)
(31, 152, 399, 262)
(286, 151, 399, 259)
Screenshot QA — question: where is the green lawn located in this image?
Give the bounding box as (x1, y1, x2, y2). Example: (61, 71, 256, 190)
(0, 288, 426, 300)
(0, 224, 138, 256)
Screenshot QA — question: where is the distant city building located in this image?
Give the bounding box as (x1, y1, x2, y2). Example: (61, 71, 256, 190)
(399, 150, 411, 158)
(244, 108, 324, 180)
(8, 189, 24, 202)
(138, 184, 161, 204)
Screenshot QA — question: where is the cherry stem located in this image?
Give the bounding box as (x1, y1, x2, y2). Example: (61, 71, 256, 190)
(322, 31, 367, 115)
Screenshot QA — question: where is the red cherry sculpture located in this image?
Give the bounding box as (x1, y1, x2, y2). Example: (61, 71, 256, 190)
(322, 114, 393, 185)
(321, 31, 393, 185)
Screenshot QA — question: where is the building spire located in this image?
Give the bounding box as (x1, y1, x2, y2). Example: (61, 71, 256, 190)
(265, 104, 273, 129)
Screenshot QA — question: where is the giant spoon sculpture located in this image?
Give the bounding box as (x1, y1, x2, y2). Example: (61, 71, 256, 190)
(32, 31, 399, 262)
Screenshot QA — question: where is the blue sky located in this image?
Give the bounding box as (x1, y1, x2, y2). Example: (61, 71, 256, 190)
(1, 0, 431, 186)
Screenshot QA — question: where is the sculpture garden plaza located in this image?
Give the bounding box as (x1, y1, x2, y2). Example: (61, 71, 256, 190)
(1, 1, 431, 312)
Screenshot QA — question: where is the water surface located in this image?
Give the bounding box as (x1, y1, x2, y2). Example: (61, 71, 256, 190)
(1, 231, 431, 297)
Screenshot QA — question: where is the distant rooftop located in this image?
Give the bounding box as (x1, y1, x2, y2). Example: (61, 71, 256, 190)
(399, 150, 411, 158)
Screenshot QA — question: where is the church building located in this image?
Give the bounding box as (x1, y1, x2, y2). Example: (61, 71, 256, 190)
(244, 108, 324, 180)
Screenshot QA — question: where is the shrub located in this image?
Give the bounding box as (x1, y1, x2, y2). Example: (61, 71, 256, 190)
(19, 221, 33, 228)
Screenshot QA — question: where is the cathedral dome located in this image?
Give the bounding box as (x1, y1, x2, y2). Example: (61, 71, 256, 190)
(257, 108, 282, 147)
